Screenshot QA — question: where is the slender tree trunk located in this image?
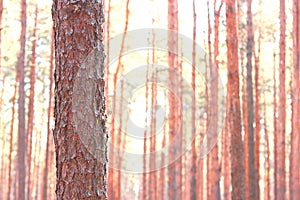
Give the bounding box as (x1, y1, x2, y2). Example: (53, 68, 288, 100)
(263, 91, 270, 200)
(273, 42, 277, 200)
(245, 0, 257, 199)
(7, 74, 18, 200)
(254, 48, 260, 200)
(222, 92, 231, 200)
(109, 1, 130, 198)
(190, 1, 197, 199)
(17, 0, 27, 199)
(52, 1, 107, 199)
(207, 0, 222, 199)
(26, 5, 38, 199)
(41, 29, 54, 200)
(167, 0, 179, 199)
(276, 0, 286, 198)
(290, 0, 300, 199)
(226, 0, 245, 198)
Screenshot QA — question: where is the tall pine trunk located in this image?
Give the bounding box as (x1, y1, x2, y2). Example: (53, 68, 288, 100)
(26, 5, 38, 199)
(290, 0, 300, 199)
(245, 0, 257, 198)
(276, 0, 286, 198)
(167, 0, 180, 199)
(52, 1, 107, 199)
(225, 0, 245, 198)
(17, 0, 27, 199)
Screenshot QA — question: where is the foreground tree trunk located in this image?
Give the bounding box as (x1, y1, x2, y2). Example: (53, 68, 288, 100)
(225, 0, 245, 198)
(17, 0, 27, 199)
(52, 1, 107, 199)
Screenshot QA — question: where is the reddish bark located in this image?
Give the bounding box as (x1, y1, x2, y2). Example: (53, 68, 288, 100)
(52, 1, 107, 199)
(206, 0, 222, 199)
(272, 46, 277, 200)
(290, 0, 300, 199)
(254, 49, 260, 200)
(222, 93, 231, 200)
(190, 1, 197, 199)
(226, 0, 245, 198)
(167, 0, 180, 199)
(276, 0, 286, 198)
(245, 0, 258, 199)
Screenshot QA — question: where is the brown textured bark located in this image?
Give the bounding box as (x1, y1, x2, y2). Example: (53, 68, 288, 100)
(276, 0, 286, 198)
(290, 0, 300, 199)
(226, 0, 245, 198)
(17, 0, 27, 199)
(245, 0, 258, 199)
(41, 29, 54, 200)
(52, 1, 107, 199)
(26, 5, 38, 199)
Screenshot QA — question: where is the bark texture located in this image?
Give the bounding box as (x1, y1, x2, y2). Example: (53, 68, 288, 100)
(52, 1, 107, 199)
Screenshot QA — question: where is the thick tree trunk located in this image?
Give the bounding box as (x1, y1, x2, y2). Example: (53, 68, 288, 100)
(225, 0, 245, 198)
(17, 0, 27, 199)
(276, 0, 286, 198)
(52, 1, 107, 199)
